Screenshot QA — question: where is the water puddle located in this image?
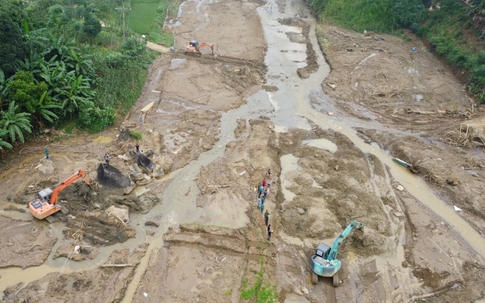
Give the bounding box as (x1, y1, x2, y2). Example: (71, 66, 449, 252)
(302, 138, 337, 153)
(92, 135, 113, 143)
(170, 58, 186, 70)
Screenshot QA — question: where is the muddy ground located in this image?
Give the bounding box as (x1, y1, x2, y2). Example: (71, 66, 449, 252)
(1, 0, 485, 302)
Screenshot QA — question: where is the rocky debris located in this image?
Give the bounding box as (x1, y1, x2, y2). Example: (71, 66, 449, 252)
(38, 163, 54, 175)
(54, 243, 99, 261)
(3, 282, 23, 298)
(446, 177, 459, 186)
(108, 192, 159, 213)
(138, 153, 154, 173)
(7, 245, 148, 303)
(151, 164, 165, 179)
(145, 220, 160, 227)
(105, 205, 130, 223)
(296, 207, 306, 215)
(118, 129, 131, 141)
(123, 181, 136, 195)
(97, 164, 131, 188)
(64, 211, 136, 246)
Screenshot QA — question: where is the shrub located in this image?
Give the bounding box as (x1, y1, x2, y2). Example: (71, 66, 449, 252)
(130, 129, 142, 140)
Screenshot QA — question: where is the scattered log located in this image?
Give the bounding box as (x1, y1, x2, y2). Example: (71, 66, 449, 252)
(101, 263, 133, 268)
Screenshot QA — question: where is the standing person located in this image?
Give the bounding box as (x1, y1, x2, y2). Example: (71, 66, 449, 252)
(262, 178, 267, 187)
(267, 168, 271, 177)
(258, 184, 264, 198)
(267, 224, 272, 241)
(260, 200, 265, 214)
(135, 143, 140, 153)
(257, 197, 262, 209)
(263, 188, 268, 199)
(264, 210, 270, 226)
(44, 146, 49, 159)
(104, 153, 110, 166)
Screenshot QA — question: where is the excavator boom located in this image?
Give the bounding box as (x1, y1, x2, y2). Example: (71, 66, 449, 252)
(310, 220, 363, 284)
(29, 169, 91, 220)
(328, 220, 363, 261)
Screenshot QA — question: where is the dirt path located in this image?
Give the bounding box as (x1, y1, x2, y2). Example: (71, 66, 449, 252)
(2, 0, 485, 302)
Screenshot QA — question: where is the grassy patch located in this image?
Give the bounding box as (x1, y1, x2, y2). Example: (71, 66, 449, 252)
(240, 258, 278, 303)
(130, 129, 143, 140)
(128, 1, 159, 34)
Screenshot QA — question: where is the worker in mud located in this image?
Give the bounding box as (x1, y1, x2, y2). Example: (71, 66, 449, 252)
(267, 224, 273, 241)
(260, 198, 265, 214)
(262, 178, 267, 187)
(264, 210, 270, 226)
(258, 184, 264, 198)
(135, 143, 140, 153)
(263, 187, 268, 199)
(267, 168, 271, 177)
(104, 153, 110, 166)
(257, 197, 262, 209)
(44, 146, 49, 159)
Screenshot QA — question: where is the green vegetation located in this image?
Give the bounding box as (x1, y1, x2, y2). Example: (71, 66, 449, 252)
(309, 0, 425, 33)
(0, 0, 173, 153)
(308, 0, 485, 103)
(147, 0, 177, 45)
(128, 0, 159, 34)
(240, 258, 278, 303)
(130, 129, 142, 140)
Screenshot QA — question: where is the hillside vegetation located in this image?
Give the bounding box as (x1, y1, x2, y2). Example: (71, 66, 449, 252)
(0, 0, 172, 152)
(309, 0, 485, 103)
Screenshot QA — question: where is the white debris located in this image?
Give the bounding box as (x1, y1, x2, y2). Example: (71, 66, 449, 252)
(453, 205, 462, 212)
(143, 292, 148, 297)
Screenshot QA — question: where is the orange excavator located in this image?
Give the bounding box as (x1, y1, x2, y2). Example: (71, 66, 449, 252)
(29, 169, 91, 220)
(186, 40, 215, 56)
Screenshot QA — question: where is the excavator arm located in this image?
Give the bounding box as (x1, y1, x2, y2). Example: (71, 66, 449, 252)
(49, 169, 91, 205)
(198, 42, 214, 55)
(327, 220, 363, 261)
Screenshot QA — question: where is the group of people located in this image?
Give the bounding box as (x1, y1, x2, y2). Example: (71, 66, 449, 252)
(257, 169, 273, 241)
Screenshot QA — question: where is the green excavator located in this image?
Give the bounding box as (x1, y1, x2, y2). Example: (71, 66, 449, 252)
(310, 220, 364, 286)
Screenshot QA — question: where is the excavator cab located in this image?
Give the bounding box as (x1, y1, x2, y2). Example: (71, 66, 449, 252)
(189, 40, 199, 50)
(38, 188, 53, 202)
(30, 188, 53, 210)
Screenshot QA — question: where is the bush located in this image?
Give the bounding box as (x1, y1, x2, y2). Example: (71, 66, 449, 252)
(130, 129, 142, 140)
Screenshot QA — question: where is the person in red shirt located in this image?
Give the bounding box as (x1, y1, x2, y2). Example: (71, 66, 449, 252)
(262, 179, 267, 186)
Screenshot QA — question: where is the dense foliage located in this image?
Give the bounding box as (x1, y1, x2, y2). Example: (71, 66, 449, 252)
(0, 0, 168, 151)
(309, 0, 485, 103)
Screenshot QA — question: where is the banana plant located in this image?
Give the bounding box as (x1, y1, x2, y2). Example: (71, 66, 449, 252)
(0, 101, 32, 143)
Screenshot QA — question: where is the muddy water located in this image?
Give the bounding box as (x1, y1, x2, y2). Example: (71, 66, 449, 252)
(256, 0, 485, 262)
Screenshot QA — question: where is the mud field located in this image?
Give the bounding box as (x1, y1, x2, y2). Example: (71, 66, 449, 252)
(1, 0, 485, 302)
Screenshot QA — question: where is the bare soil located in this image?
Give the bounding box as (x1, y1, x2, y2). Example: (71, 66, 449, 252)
(1, 0, 485, 302)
